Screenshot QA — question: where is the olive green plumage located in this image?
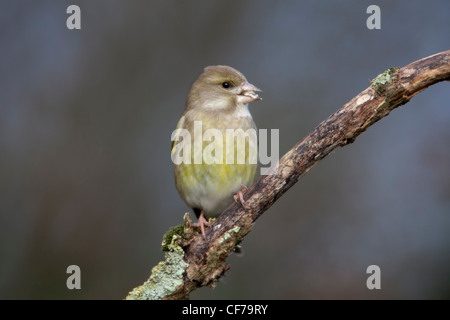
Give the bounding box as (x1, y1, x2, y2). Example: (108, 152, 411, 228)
(172, 65, 261, 229)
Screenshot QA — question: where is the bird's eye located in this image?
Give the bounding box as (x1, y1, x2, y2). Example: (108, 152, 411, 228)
(222, 81, 231, 89)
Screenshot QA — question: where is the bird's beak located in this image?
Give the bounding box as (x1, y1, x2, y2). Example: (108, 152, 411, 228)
(237, 81, 262, 104)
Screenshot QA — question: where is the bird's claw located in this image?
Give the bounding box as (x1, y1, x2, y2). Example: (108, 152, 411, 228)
(192, 211, 210, 240)
(234, 185, 250, 209)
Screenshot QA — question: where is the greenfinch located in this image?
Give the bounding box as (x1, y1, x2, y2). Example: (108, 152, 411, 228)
(171, 65, 262, 239)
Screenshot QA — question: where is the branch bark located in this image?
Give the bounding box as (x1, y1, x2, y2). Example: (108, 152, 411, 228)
(126, 50, 450, 300)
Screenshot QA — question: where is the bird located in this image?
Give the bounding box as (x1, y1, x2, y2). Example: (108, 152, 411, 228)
(171, 65, 262, 239)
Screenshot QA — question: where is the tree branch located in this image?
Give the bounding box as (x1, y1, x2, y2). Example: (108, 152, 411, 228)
(126, 50, 450, 300)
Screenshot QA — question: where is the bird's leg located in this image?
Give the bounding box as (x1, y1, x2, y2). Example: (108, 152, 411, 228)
(234, 184, 250, 209)
(192, 210, 210, 240)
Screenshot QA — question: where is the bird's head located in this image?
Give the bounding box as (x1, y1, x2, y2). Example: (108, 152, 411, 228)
(186, 65, 261, 112)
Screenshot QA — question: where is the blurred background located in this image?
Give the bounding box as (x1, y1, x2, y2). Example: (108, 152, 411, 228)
(1, 0, 449, 299)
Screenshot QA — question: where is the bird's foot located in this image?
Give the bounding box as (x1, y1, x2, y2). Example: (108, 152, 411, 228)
(192, 210, 210, 240)
(233, 185, 250, 209)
